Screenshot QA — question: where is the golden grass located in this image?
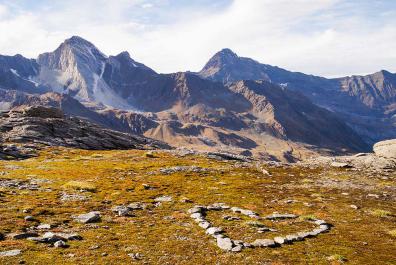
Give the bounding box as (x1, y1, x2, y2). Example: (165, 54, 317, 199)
(64, 181, 97, 192)
(0, 147, 394, 264)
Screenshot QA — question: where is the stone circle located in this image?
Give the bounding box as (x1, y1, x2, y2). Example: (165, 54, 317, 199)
(188, 203, 332, 252)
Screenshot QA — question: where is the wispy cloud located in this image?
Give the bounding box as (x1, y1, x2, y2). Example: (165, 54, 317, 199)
(0, 0, 394, 77)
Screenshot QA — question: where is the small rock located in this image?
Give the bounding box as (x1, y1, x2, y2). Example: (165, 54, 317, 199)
(111, 206, 133, 217)
(128, 253, 143, 260)
(198, 221, 211, 229)
(142, 184, 153, 190)
(127, 202, 145, 210)
(0, 249, 22, 257)
(223, 215, 241, 221)
(350, 204, 359, 210)
(24, 216, 35, 221)
(37, 224, 52, 230)
(265, 213, 298, 220)
(180, 197, 193, 203)
(330, 162, 351, 168)
(188, 206, 204, 214)
(206, 227, 223, 235)
(231, 245, 243, 252)
(9, 232, 39, 240)
(154, 195, 172, 202)
(74, 211, 101, 224)
(190, 213, 203, 220)
(274, 236, 287, 244)
(252, 239, 276, 247)
(54, 240, 68, 248)
(89, 245, 100, 250)
(216, 237, 234, 251)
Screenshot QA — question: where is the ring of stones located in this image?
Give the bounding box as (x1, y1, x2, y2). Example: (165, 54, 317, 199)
(188, 203, 332, 252)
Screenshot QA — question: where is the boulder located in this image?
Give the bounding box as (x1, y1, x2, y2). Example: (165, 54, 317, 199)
(373, 139, 396, 159)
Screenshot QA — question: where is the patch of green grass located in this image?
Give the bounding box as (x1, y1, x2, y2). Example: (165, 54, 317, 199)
(299, 214, 317, 221)
(327, 254, 347, 263)
(387, 229, 396, 237)
(64, 180, 97, 192)
(370, 209, 393, 218)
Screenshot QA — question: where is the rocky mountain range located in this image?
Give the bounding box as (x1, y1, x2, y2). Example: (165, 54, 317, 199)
(0, 36, 394, 161)
(199, 49, 396, 144)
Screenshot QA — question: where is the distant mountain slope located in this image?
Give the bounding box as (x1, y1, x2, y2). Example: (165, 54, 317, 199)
(198, 49, 396, 144)
(0, 36, 383, 159)
(199, 49, 396, 113)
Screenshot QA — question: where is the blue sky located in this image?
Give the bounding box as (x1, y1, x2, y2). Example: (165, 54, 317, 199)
(0, 0, 395, 77)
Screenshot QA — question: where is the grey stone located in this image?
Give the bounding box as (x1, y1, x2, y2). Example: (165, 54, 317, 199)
(127, 202, 145, 210)
(154, 195, 172, 202)
(206, 227, 223, 235)
(216, 237, 234, 251)
(251, 239, 276, 247)
(24, 216, 35, 221)
(330, 162, 351, 168)
(54, 240, 68, 248)
(111, 206, 133, 217)
(198, 221, 211, 229)
(0, 249, 22, 257)
(190, 213, 203, 220)
(188, 207, 204, 214)
(74, 211, 101, 223)
(37, 224, 51, 230)
(265, 213, 298, 220)
(9, 232, 39, 240)
(231, 245, 243, 252)
(274, 236, 288, 244)
(42, 232, 67, 243)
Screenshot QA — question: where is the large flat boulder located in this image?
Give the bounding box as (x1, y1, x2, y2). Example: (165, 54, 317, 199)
(373, 139, 396, 159)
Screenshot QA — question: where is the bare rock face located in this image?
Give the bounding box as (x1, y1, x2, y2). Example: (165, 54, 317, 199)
(21, 106, 64, 119)
(373, 139, 396, 159)
(0, 106, 169, 151)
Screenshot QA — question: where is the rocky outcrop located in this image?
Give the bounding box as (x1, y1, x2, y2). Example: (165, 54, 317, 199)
(373, 139, 396, 159)
(302, 139, 396, 170)
(0, 106, 169, 151)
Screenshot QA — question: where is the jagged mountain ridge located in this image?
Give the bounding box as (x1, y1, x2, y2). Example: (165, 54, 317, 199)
(198, 49, 396, 144)
(199, 49, 396, 113)
(0, 36, 382, 159)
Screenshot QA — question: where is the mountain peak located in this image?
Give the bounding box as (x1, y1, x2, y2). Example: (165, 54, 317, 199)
(116, 51, 131, 58)
(216, 48, 238, 59)
(64, 35, 94, 46)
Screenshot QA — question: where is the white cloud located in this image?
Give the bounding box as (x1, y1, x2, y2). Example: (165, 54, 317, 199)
(0, 0, 395, 77)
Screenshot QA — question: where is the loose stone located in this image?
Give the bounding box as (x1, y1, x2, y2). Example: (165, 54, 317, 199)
(54, 240, 68, 248)
(74, 211, 101, 224)
(206, 227, 223, 235)
(0, 249, 22, 257)
(9, 232, 39, 240)
(154, 195, 172, 202)
(198, 221, 211, 229)
(216, 237, 234, 251)
(252, 239, 276, 247)
(274, 236, 288, 244)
